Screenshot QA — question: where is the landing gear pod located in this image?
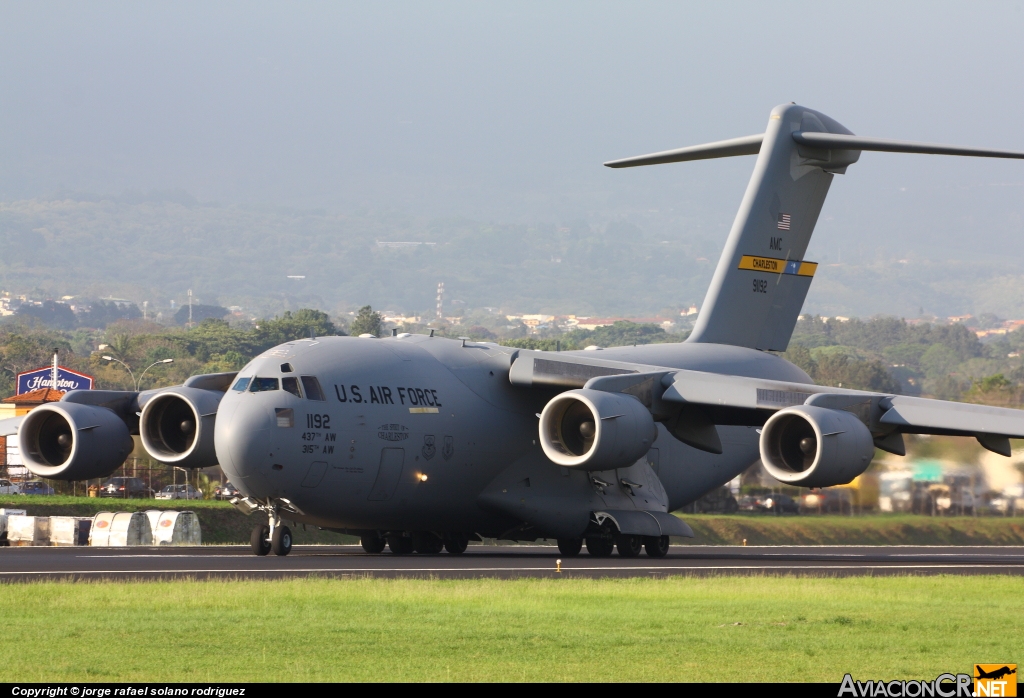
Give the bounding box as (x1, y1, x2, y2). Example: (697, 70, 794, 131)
(19, 403, 134, 480)
(759, 405, 875, 488)
(539, 389, 656, 470)
(140, 388, 222, 469)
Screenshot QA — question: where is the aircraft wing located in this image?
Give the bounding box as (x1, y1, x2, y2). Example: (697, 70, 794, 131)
(0, 416, 23, 437)
(509, 350, 1024, 456)
(658, 370, 1024, 437)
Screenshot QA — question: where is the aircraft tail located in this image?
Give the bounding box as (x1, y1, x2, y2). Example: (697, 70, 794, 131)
(605, 103, 1024, 351)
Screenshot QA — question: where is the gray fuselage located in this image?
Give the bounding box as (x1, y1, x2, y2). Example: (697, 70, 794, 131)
(215, 335, 811, 539)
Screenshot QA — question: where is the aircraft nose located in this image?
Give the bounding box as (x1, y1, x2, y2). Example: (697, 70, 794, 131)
(215, 397, 275, 492)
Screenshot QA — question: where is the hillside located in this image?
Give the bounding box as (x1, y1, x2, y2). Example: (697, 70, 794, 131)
(4, 196, 1024, 321)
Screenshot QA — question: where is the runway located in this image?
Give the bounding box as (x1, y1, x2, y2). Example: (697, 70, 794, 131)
(2, 544, 1024, 581)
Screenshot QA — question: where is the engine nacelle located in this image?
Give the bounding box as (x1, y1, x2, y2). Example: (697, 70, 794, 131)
(759, 405, 875, 488)
(539, 389, 657, 470)
(19, 403, 134, 480)
(140, 388, 222, 469)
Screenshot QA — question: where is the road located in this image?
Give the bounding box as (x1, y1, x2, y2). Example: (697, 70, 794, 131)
(2, 544, 1024, 580)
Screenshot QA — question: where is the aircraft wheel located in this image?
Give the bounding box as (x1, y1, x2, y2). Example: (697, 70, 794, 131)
(616, 535, 643, 558)
(387, 535, 414, 555)
(412, 532, 444, 554)
(644, 535, 670, 558)
(271, 525, 292, 556)
(250, 524, 271, 556)
(585, 536, 614, 557)
(557, 538, 583, 557)
(444, 535, 469, 554)
(360, 532, 386, 553)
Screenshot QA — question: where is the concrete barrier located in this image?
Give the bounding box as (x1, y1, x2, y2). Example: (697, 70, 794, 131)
(49, 516, 92, 546)
(89, 511, 152, 546)
(7, 515, 50, 546)
(145, 510, 202, 545)
(0, 508, 27, 545)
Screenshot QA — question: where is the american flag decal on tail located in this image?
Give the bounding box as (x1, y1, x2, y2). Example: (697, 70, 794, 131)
(777, 213, 791, 230)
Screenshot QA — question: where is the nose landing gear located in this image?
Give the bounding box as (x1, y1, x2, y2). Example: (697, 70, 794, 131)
(249, 504, 292, 556)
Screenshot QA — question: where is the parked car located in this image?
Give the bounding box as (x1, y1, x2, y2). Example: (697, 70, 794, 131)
(757, 494, 800, 514)
(155, 484, 203, 500)
(19, 481, 55, 496)
(0, 479, 21, 495)
(214, 482, 240, 500)
(99, 477, 154, 498)
(800, 489, 854, 514)
(684, 485, 739, 514)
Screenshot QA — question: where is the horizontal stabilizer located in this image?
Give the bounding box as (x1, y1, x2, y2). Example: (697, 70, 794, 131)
(603, 134, 763, 168)
(792, 132, 1024, 159)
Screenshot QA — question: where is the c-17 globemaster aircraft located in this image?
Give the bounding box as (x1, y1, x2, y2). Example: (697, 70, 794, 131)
(5, 103, 1024, 558)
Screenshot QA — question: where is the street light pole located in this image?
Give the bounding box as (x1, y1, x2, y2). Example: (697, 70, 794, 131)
(136, 358, 174, 390)
(101, 356, 173, 391)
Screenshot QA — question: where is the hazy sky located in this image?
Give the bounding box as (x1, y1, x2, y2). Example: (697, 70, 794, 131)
(3, 1, 1024, 264)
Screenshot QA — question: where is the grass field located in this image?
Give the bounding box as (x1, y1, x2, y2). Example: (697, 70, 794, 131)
(0, 576, 1021, 682)
(683, 514, 1024, 546)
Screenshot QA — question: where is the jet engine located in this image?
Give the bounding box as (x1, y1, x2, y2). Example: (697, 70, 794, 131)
(539, 388, 657, 470)
(19, 403, 135, 480)
(759, 405, 875, 488)
(140, 387, 222, 469)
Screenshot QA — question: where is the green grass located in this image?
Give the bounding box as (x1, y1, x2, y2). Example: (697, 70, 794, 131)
(683, 513, 1024, 546)
(0, 576, 1021, 682)
(0, 494, 233, 509)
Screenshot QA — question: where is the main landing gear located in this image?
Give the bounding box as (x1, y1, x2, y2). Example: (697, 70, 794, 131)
(359, 532, 470, 554)
(557, 535, 669, 558)
(250, 506, 292, 556)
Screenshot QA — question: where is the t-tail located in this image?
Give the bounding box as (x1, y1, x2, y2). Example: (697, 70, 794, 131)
(606, 103, 1024, 351)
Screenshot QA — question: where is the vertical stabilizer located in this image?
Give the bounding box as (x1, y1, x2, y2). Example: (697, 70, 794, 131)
(685, 104, 855, 350)
(604, 104, 1024, 351)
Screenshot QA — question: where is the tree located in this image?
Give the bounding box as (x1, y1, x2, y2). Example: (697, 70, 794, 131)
(77, 300, 142, 328)
(782, 344, 817, 377)
(255, 309, 338, 343)
(174, 304, 228, 326)
(16, 301, 77, 330)
(349, 305, 383, 337)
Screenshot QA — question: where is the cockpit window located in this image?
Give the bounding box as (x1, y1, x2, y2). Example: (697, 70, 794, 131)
(282, 377, 302, 398)
(301, 376, 326, 401)
(232, 377, 251, 392)
(249, 377, 280, 392)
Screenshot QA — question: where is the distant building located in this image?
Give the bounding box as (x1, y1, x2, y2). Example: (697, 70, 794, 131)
(383, 314, 422, 325)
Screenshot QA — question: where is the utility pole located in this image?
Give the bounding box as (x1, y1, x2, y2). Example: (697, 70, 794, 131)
(436, 282, 444, 320)
(187, 289, 193, 328)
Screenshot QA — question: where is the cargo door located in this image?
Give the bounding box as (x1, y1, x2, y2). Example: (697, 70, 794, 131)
(367, 448, 405, 501)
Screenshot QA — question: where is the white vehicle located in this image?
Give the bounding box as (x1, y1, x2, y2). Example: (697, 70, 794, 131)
(0, 479, 20, 495)
(155, 484, 202, 500)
